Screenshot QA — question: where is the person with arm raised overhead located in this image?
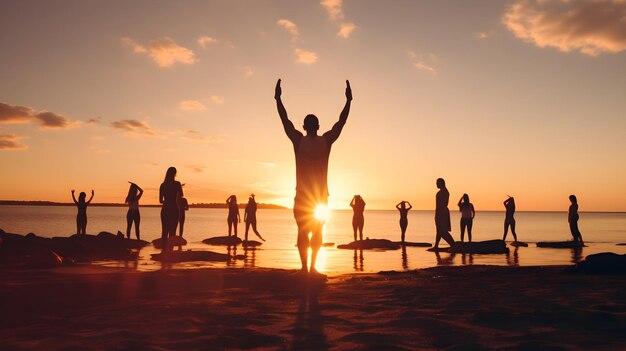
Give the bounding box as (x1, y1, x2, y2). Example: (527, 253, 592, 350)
(275, 78, 352, 277)
(72, 189, 94, 235)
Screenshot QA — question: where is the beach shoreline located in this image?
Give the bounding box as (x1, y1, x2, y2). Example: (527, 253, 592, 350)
(1, 264, 625, 350)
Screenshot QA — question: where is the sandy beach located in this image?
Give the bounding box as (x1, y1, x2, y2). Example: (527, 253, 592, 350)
(1, 265, 624, 350)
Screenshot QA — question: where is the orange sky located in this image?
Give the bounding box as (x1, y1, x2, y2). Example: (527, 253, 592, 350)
(1, 1, 625, 211)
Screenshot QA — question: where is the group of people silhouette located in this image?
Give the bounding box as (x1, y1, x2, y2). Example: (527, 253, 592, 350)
(69, 78, 584, 274)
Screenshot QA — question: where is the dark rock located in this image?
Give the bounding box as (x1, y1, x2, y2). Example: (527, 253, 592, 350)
(568, 253, 626, 274)
(450, 240, 509, 254)
(510, 241, 529, 247)
(322, 242, 335, 247)
(203, 236, 242, 246)
(537, 241, 584, 248)
(337, 239, 401, 250)
(152, 236, 187, 249)
(395, 241, 432, 247)
(151, 250, 235, 262)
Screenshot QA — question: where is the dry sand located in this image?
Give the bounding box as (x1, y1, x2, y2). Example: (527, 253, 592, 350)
(1, 265, 625, 350)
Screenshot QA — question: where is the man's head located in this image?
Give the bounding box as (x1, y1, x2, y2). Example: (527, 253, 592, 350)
(436, 178, 446, 189)
(303, 114, 319, 134)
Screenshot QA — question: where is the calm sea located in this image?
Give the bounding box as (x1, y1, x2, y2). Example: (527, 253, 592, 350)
(1, 205, 625, 274)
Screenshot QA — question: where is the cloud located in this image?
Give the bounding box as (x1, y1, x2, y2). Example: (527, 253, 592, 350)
(503, 0, 626, 56)
(321, 0, 344, 20)
(0, 102, 33, 123)
(111, 119, 156, 135)
(294, 48, 318, 64)
(86, 117, 101, 124)
(178, 100, 207, 111)
(197, 36, 218, 49)
(407, 51, 437, 74)
(187, 164, 205, 173)
(475, 32, 490, 39)
(0, 102, 76, 129)
(34, 111, 76, 129)
(179, 129, 222, 143)
(210, 95, 224, 105)
(277, 19, 299, 41)
(0, 134, 27, 150)
(337, 22, 356, 38)
(122, 37, 196, 67)
(242, 65, 254, 76)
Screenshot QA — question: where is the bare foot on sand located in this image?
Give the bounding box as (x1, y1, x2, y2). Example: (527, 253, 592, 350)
(309, 268, 327, 281)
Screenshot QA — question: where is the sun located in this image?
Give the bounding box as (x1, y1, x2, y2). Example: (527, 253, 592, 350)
(314, 204, 331, 222)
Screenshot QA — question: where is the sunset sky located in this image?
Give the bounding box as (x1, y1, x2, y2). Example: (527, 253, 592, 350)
(1, 0, 625, 211)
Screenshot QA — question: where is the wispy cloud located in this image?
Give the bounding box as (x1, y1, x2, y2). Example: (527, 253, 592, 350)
(111, 119, 156, 135)
(277, 19, 299, 41)
(187, 164, 205, 173)
(0, 102, 77, 129)
(321, 0, 344, 20)
(178, 129, 222, 143)
(407, 51, 437, 74)
(0, 134, 27, 150)
(294, 48, 318, 64)
(337, 22, 356, 38)
(242, 65, 254, 77)
(122, 37, 196, 67)
(503, 0, 626, 56)
(86, 117, 102, 124)
(475, 31, 491, 40)
(210, 95, 225, 105)
(197, 36, 218, 49)
(178, 100, 207, 111)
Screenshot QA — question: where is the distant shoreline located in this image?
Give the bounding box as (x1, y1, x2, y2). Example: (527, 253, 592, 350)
(1, 201, 624, 213)
(0, 200, 287, 210)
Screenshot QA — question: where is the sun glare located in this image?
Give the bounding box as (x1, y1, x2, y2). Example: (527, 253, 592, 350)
(314, 204, 330, 222)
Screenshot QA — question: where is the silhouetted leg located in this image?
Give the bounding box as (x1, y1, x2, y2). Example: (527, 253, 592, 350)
(310, 222, 323, 275)
(233, 221, 238, 237)
(245, 221, 250, 241)
(228, 220, 232, 236)
(297, 226, 309, 272)
(76, 215, 80, 235)
(135, 212, 140, 240)
(434, 226, 442, 248)
(467, 219, 473, 242)
(179, 216, 185, 237)
(511, 220, 517, 241)
(503, 221, 509, 241)
(126, 210, 132, 239)
(352, 221, 357, 242)
(460, 219, 466, 242)
(160, 209, 168, 253)
(400, 220, 407, 242)
(441, 231, 455, 247)
(358, 221, 364, 241)
(251, 221, 264, 241)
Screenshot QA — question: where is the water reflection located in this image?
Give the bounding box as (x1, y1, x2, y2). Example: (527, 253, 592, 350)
(353, 249, 364, 271)
(226, 245, 237, 267)
(244, 246, 257, 268)
(506, 247, 520, 266)
(571, 247, 583, 264)
(461, 253, 474, 265)
(435, 251, 456, 266)
(401, 246, 408, 270)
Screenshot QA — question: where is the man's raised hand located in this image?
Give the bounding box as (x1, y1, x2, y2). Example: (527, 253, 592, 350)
(275, 79, 282, 100)
(345, 80, 352, 101)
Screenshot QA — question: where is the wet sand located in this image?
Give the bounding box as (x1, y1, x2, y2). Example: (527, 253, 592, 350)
(1, 265, 625, 350)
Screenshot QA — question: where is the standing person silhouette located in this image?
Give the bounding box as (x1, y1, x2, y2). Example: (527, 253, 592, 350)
(568, 195, 584, 245)
(457, 194, 475, 242)
(350, 195, 366, 242)
(71, 189, 94, 235)
(159, 167, 183, 253)
(434, 178, 456, 250)
(275, 78, 352, 276)
(178, 194, 189, 237)
(244, 194, 265, 242)
(226, 195, 240, 237)
(125, 182, 143, 240)
(502, 196, 518, 242)
(396, 201, 412, 243)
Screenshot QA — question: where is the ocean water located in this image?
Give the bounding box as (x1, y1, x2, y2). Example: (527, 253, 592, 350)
(1, 205, 625, 274)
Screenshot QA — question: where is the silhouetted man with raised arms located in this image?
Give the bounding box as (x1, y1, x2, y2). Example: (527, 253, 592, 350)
(275, 79, 352, 277)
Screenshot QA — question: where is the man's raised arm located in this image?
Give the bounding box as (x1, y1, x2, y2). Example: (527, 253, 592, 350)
(325, 80, 352, 144)
(275, 79, 301, 142)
